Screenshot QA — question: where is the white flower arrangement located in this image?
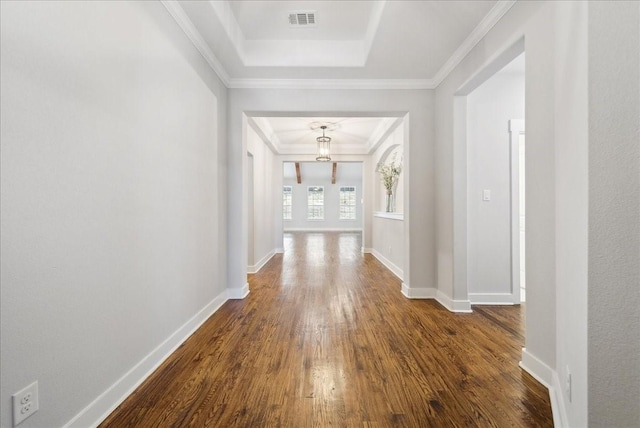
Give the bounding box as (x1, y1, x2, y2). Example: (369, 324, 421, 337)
(376, 153, 402, 195)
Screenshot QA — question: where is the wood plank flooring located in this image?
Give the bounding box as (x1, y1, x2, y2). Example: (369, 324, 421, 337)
(101, 232, 553, 427)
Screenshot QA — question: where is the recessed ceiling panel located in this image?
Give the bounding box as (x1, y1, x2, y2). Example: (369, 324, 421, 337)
(178, 0, 502, 81)
(258, 116, 397, 155)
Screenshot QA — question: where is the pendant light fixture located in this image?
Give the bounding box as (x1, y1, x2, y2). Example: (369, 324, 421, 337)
(316, 125, 331, 162)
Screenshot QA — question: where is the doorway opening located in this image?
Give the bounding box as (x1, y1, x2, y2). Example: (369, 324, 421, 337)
(452, 38, 525, 312)
(242, 113, 408, 287)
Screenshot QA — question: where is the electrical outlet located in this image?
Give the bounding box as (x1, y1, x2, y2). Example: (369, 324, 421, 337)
(12, 381, 38, 426)
(565, 366, 572, 403)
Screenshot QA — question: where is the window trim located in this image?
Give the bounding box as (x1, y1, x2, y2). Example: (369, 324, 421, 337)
(307, 186, 325, 220)
(283, 185, 292, 221)
(338, 185, 357, 220)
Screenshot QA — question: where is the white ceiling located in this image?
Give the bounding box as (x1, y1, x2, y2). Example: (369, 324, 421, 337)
(229, 1, 375, 41)
(166, 1, 520, 156)
(172, 0, 514, 87)
(251, 116, 402, 155)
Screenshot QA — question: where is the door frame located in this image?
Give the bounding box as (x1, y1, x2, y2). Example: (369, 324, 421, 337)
(509, 119, 525, 304)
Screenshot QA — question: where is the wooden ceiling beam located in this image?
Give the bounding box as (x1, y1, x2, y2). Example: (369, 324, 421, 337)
(295, 162, 301, 184)
(332, 162, 337, 184)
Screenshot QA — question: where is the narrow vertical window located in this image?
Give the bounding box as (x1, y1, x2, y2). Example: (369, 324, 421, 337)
(339, 186, 357, 220)
(307, 186, 324, 220)
(283, 186, 292, 220)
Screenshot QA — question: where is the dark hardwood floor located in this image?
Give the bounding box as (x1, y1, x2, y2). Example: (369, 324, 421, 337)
(101, 232, 553, 427)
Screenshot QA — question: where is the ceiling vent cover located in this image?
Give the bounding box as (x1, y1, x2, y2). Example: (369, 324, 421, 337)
(288, 11, 316, 27)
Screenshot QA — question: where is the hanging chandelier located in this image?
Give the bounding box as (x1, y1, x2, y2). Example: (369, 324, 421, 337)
(316, 125, 331, 162)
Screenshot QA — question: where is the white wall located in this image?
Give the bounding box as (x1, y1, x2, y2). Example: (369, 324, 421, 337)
(466, 67, 524, 302)
(283, 162, 363, 231)
(247, 125, 276, 272)
(0, 2, 228, 427)
(371, 216, 404, 279)
(587, 2, 639, 426)
(554, 2, 589, 425)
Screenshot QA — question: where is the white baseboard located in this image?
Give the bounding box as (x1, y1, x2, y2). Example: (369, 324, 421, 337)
(370, 249, 403, 280)
(401, 283, 437, 298)
(227, 283, 250, 299)
(275, 247, 284, 254)
(63, 291, 229, 428)
(283, 228, 362, 232)
(520, 348, 565, 428)
(519, 347, 553, 387)
(400, 285, 471, 313)
(469, 292, 515, 305)
(550, 370, 568, 428)
(362, 247, 372, 253)
(435, 290, 472, 313)
(247, 249, 275, 274)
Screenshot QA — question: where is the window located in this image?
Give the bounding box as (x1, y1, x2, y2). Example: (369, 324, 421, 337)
(283, 186, 292, 220)
(307, 186, 324, 220)
(339, 186, 357, 220)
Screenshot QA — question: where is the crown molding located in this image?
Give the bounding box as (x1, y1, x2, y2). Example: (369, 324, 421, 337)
(163, 0, 515, 91)
(227, 78, 436, 90)
(431, 0, 517, 87)
(161, 0, 231, 86)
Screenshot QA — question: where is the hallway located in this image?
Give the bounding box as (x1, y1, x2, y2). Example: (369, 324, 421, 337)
(102, 232, 552, 427)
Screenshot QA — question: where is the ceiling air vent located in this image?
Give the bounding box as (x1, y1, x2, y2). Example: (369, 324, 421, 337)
(288, 11, 316, 27)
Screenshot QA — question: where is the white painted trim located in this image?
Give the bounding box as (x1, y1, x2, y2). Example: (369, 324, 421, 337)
(509, 119, 525, 304)
(455, 37, 525, 96)
(247, 249, 276, 274)
(469, 292, 515, 305)
(275, 247, 284, 254)
(432, 1, 517, 87)
(227, 78, 435, 90)
(283, 228, 362, 232)
(520, 348, 566, 427)
(63, 291, 229, 428)
(436, 290, 472, 313)
(452, 95, 469, 313)
(400, 286, 472, 313)
(371, 249, 403, 280)
(362, 247, 372, 253)
(550, 371, 569, 428)
(401, 283, 437, 299)
(160, 1, 231, 86)
(227, 283, 250, 299)
(162, 0, 515, 91)
(519, 347, 553, 387)
(373, 212, 404, 221)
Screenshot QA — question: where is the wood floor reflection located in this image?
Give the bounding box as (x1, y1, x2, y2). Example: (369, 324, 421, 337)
(101, 232, 553, 427)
